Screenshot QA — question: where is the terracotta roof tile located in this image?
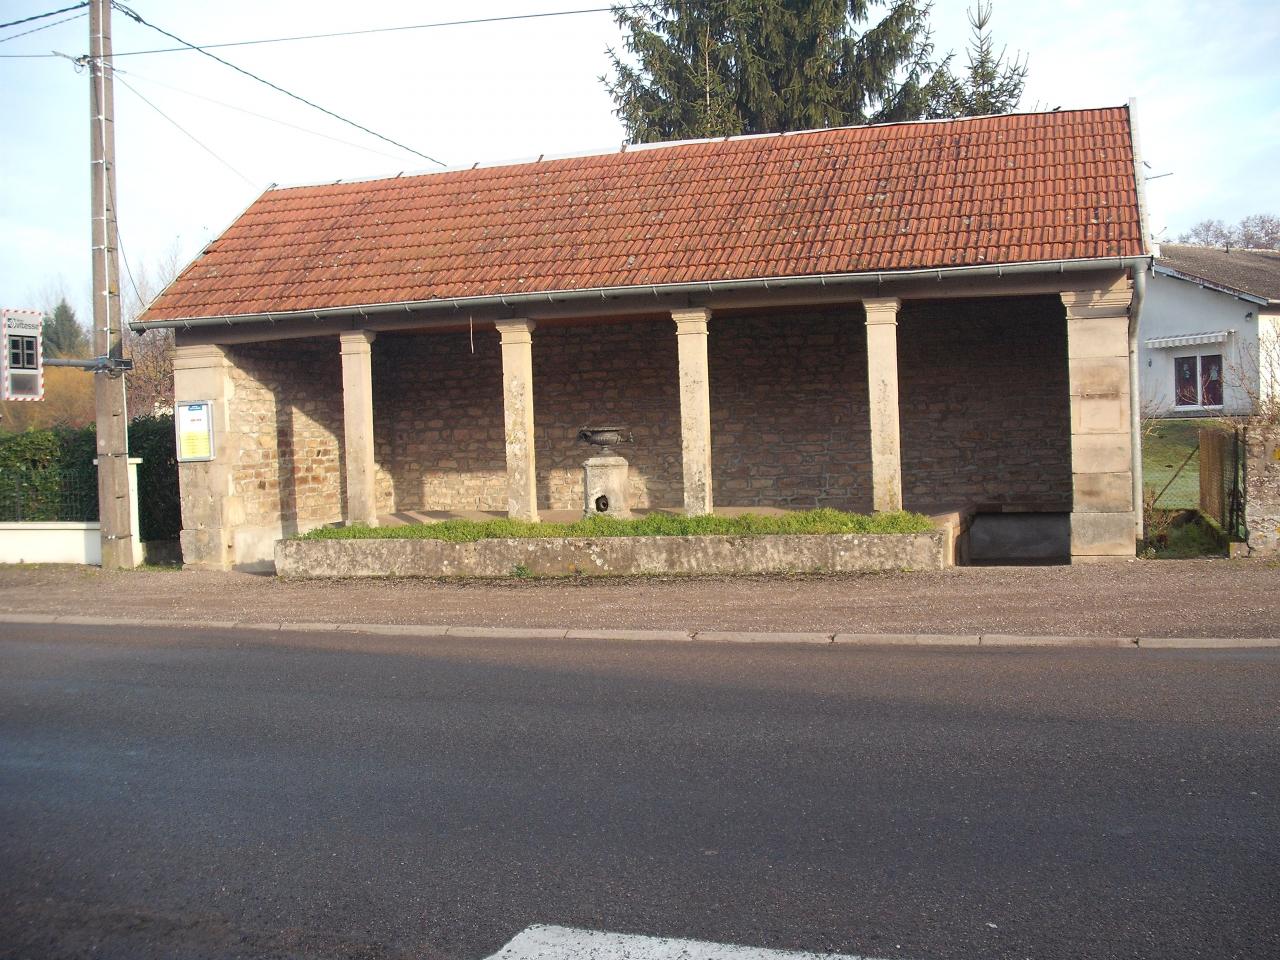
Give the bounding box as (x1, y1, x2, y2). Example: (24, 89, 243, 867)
(141, 106, 1145, 322)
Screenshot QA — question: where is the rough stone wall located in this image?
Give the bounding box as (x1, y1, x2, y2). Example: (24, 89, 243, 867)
(533, 320, 682, 511)
(709, 311, 873, 511)
(1243, 420, 1280, 557)
(372, 322, 682, 512)
(372, 330, 507, 512)
(229, 340, 345, 529)
(898, 296, 1072, 511)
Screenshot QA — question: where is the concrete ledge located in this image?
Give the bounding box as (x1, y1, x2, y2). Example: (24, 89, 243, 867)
(275, 531, 946, 579)
(980, 634, 1135, 647)
(447, 626, 569, 639)
(694, 631, 834, 644)
(566, 628, 694, 642)
(836, 632, 981, 645)
(1, 614, 1274, 650)
(1136, 636, 1280, 649)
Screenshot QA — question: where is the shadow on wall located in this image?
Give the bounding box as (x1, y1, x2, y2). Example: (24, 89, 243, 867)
(225, 340, 347, 572)
(898, 296, 1072, 513)
(373, 330, 507, 513)
(709, 308, 874, 512)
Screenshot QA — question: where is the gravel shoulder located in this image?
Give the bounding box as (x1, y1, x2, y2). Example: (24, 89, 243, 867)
(0, 559, 1276, 638)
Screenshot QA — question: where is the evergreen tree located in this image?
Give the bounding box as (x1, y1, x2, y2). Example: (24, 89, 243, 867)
(604, 1, 951, 143)
(43, 299, 90, 359)
(932, 1, 1027, 117)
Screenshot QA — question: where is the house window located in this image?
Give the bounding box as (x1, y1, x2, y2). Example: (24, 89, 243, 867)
(1174, 353, 1223, 408)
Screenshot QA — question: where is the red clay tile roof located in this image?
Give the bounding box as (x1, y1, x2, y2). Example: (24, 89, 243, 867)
(140, 106, 1145, 322)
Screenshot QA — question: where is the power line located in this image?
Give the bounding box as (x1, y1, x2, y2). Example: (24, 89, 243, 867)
(110, 2, 445, 167)
(0, 2, 87, 31)
(107, 5, 627, 57)
(0, 9, 85, 43)
(114, 72, 258, 188)
(0, 3, 633, 58)
(114, 67, 408, 162)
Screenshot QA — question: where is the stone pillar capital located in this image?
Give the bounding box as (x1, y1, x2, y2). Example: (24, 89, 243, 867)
(172, 343, 232, 371)
(672, 307, 711, 334)
(339, 329, 377, 353)
(863, 297, 902, 324)
(1060, 282, 1132, 320)
(495, 318, 536, 344)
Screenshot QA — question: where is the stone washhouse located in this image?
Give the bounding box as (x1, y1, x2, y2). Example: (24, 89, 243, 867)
(135, 106, 1154, 571)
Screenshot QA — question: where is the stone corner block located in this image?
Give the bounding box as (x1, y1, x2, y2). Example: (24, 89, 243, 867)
(1070, 511, 1136, 558)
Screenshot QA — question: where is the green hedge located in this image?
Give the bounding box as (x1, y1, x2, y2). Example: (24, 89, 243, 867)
(0, 415, 180, 540)
(301, 508, 935, 542)
(128, 415, 181, 542)
(0, 427, 97, 522)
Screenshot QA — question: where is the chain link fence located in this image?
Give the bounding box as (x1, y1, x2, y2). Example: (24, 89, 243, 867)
(1198, 426, 1246, 541)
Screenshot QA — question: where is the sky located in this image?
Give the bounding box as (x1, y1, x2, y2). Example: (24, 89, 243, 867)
(2, 0, 1278, 323)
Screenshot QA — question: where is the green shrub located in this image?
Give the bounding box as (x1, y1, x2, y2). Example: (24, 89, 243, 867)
(300, 508, 934, 542)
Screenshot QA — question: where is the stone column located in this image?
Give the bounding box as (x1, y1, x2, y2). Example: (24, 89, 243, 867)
(673, 307, 713, 516)
(864, 297, 903, 513)
(496, 319, 538, 522)
(172, 343, 239, 571)
(1062, 283, 1136, 561)
(339, 330, 378, 527)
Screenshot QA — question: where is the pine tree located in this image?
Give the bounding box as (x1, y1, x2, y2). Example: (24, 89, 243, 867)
(604, 1, 951, 143)
(933, 1, 1027, 117)
(43, 299, 90, 359)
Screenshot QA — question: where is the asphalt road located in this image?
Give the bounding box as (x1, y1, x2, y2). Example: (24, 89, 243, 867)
(1, 624, 1277, 960)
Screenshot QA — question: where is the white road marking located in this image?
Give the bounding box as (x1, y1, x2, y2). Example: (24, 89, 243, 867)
(483, 924, 889, 960)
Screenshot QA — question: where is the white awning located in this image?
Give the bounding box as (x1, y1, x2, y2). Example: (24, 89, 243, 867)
(1144, 330, 1232, 349)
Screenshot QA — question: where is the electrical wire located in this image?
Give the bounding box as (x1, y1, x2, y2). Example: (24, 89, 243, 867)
(106, 5, 628, 57)
(114, 67, 408, 162)
(0, 9, 85, 43)
(0, 2, 87, 31)
(0, 3, 634, 58)
(109, 2, 445, 166)
(114, 73, 258, 188)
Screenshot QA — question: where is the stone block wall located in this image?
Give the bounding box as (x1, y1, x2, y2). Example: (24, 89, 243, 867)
(230, 340, 345, 530)
(1243, 420, 1280, 557)
(898, 296, 1072, 511)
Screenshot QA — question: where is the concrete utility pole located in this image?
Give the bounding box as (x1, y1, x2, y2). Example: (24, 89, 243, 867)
(89, 0, 135, 569)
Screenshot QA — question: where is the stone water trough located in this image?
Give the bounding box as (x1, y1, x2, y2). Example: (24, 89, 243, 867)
(275, 526, 951, 579)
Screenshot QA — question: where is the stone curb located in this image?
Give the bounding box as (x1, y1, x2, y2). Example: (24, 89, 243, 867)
(0, 613, 1277, 649)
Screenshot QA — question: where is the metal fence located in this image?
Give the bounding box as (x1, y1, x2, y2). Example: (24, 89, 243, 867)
(1198, 427, 1246, 540)
(0, 469, 99, 523)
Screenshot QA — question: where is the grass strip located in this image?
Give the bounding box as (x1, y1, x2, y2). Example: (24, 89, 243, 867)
(299, 508, 935, 542)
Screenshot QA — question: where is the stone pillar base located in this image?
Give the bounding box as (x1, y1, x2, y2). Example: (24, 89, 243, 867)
(1070, 511, 1136, 562)
(583, 455, 631, 519)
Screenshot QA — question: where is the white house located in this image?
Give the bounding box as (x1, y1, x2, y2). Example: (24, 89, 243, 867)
(1140, 244, 1280, 418)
